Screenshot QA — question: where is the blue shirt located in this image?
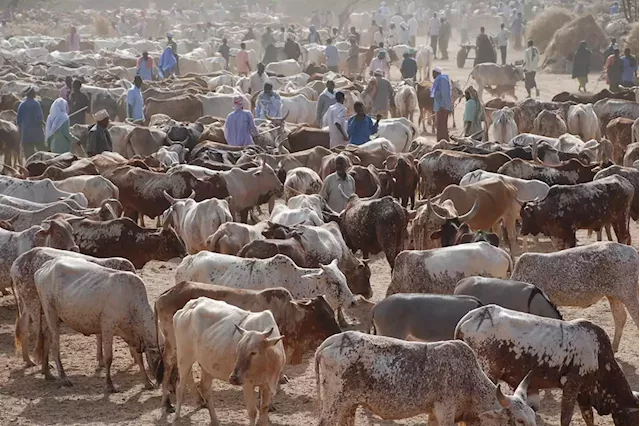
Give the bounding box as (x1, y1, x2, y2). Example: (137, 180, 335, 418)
(431, 73, 452, 112)
(347, 114, 378, 145)
(126, 86, 145, 121)
(255, 93, 282, 119)
(511, 17, 523, 35)
(137, 58, 153, 81)
(621, 56, 637, 83)
(324, 45, 339, 67)
(16, 98, 44, 144)
(225, 109, 258, 146)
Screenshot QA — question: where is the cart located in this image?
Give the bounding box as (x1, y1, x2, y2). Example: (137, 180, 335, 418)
(456, 44, 476, 69)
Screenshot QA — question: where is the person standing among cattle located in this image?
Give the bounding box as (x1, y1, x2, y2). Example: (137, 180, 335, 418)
(323, 91, 348, 148)
(45, 98, 78, 154)
(126, 76, 145, 124)
(217, 38, 230, 70)
(224, 95, 258, 147)
(463, 86, 485, 140)
(431, 66, 452, 141)
(349, 27, 360, 44)
(59, 76, 72, 103)
(428, 12, 440, 59)
(16, 86, 45, 159)
(400, 52, 417, 80)
(408, 15, 418, 47)
(474, 27, 494, 65)
(158, 44, 177, 79)
(572, 41, 591, 92)
(236, 43, 251, 76)
(369, 50, 390, 77)
(621, 47, 638, 88)
(262, 27, 278, 65)
(369, 69, 395, 118)
(255, 82, 282, 119)
(69, 79, 90, 126)
(604, 48, 624, 92)
(324, 38, 340, 73)
(347, 37, 360, 76)
(166, 33, 179, 75)
(348, 102, 381, 146)
(438, 17, 451, 60)
(86, 110, 112, 157)
(316, 80, 337, 127)
(497, 23, 510, 65)
(523, 39, 540, 97)
(319, 155, 356, 213)
(67, 26, 80, 52)
(511, 12, 523, 50)
(249, 63, 269, 95)
(284, 36, 301, 61)
(308, 25, 322, 44)
(136, 51, 154, 81)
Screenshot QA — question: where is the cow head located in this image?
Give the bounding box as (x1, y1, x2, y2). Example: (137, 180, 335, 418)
(194, 174, 230, 201)
(428, 199, 481, 247)
(35, 219, 79, 252)
(153, 227, 187, 260)
(346, 257, 372, 299)
(505, 64, 525, 82)
(301, 259, 355, 311)
(229, 326, 284, 386)
(477, 372, 536, 426)
(457, 229, 500, 247)
(285, 295, 342, 364)
(519, 202, 541, 236)
(253, 160, 284, 198)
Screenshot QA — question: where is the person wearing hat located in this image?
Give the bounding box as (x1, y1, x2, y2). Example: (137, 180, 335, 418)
(369, 50, 389, 77)
(126, 76, 145, 123)
(46, 98, 79, 154)
(323, 91, 348, 148)
(137, 51, 154, 81)
(430, 66, 452, 141)
(69, 79, 90, 126)
(317, 80, 337, 128)
(224, 95, 258, 147)
(16, 86, 45, 159)
(370, 69, 395, 118)
(166, 33, 179, 75)
(158, 44, 177, 79)
(255, 82, 282, 119)
(87, 110, 112, 157)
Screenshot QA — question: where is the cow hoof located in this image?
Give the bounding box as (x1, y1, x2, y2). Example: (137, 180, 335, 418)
(23, 360, 35, 368)
(44, 373, 56, 381)
(144, 382, 155, 390)
(268, 403, 276, 412)
(106, 385, 118, 393)
(60, 378, 73, 387)
(165, 405, 175, 414)
(279, 375, 290, 384)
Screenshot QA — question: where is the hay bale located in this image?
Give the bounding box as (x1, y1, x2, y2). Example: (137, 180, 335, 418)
(525, 7, 575, 52)
(623, 22, 638, 56)
(542, 14, 609, 72)
(93, 15, 111, 37)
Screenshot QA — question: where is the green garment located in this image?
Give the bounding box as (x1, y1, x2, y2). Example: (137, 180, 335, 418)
(46, 120, 75, 154)
(463, 98, 484, 137)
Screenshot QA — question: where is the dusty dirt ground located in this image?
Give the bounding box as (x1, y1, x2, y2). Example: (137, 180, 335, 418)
(0, 40, 638, 426)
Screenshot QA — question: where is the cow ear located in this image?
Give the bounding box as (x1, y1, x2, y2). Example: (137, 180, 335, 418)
(264, 335, 284, 347)
(234, 324, 247, 335)
(34, 228, 49, 245)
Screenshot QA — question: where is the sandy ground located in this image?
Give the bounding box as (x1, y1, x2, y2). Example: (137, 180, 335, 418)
(0, 40, 637, 426)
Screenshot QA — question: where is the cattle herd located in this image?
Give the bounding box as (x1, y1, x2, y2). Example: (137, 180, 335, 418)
(0, 2, 638, 426)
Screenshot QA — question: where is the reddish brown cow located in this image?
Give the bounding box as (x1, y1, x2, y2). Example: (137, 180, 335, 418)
(384, 153, 419, 208)
(348, 165, 394, 198)
(605, 117, 635, 164)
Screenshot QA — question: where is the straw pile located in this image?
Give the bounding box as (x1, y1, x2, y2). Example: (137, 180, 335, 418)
(525, 7, 575, 52)
(543, 14, 608, 62)
(93, 14, 111, 37)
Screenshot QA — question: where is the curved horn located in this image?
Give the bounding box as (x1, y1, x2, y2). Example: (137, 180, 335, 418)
(515, 195, 539, 204)
(457, 198, 480, 223)
(531, 139, 540, 164)
(188, 190, 196, 200)
(514, 371, 533, 400)
(163, 190, 177, 204)
(281, 110, 290, 121)
(261, 327, 274, 337)
(361, 184, 381, 201)
(428, 198, 448, 225)
(265, 113, 273, 121)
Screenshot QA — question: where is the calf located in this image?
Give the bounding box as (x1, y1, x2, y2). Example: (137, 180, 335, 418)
(58, 217, 187, 268)
(206, 221, 268, 255)
(384, 153, 418, 208)
(533, 109, 567, 137)
(172, 298, 285, 425)
(161, 191, 232, 254)
(606, 117, 635, 164)
(510, 242, 639, 353)
(315, 331, 536, 425)
(456, 305, 638, 426)
(174, 252, 357, 312)
(372, 294, 482, 341)
(387, 242, 512, 296)
(155, 283, 340, 412)
(519, 175, 633, 248)
(32, 257, 160, 392)
(269, 204, 324, 226)
(282, 167, 322, 201)
(0, 220, 77, 295)
(497, 158, 604, 186)
(454, 276, 563, 319)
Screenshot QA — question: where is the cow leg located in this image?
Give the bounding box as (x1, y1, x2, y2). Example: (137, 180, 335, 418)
(432, 402, 456, 426)
(559, 380, 580, 426)
(96, 334, 104, 368)
(239, 208, 250, 224)
(132, 348, 154, 389)
(173, 361, 193, 425)
(161, 341, 176, 412)
(16, 311, 34, 367)
(258, 385, 273, 426)
(528, 388, 541, 411)
(604, 224, 614, 241)
(577, 395, 595, 426)
(102, 330, 118, 393)
(49, 318, 72, 386)
(336, 308, 349, 328)
(243, 384, 258, 426)
(41, 328, 55, 381)
(201, 371, 221, 426)
(611, 219, 629, 245)
(607, 296, 627, 353)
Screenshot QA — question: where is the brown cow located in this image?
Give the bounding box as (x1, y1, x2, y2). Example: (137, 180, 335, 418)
(497, 158, 608, 186)
(282, 126, 330, 152)
(511, 98, 575, 134)
(155, 282, 341, 412)
(605, 117, 635, 164)
(384, 153, 419, 208)
(533, 110, 567, 138)
(348, 165, 394, 198)
(143, 95, 204, 123)
(552, 87, 636, 103)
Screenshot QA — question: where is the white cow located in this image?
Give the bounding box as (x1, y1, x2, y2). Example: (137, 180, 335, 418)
(162, 191, 232, 254)
(491, 107, 518, 144)
(172, 298, 285, 426)
(283, 167, 322, 201)
(174, 252, 356, 311)
(206, 221, 269, 255)
(416, 45, 434, 81)
(207, 73, 236, 91)
(269, 204, 324, 226)
(152, 147, 180, 168)
(567, 103, 601, 141)
(33, 257, 161, 392)
(394, 81, 419, 123)
(281, 94, 317, 125)
(196, 93, 251, 117)
(387, 242, 512, 296)
(0, 176, 88, 207)
(266, 59, 302, 76)
(460, 170, 549, 202)
(51, 175, 119, 208)
(377, 118, 417, 152)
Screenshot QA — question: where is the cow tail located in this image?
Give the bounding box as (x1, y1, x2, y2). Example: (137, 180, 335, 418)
(12, 278, 23, 357)
(153, 301, 165, 384)
(33, 304, 44, 364)
(315, 349, 323, 410)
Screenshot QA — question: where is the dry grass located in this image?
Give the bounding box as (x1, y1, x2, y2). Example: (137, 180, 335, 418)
(624, 22, 639, 56)
(93, 14, 111, 37)
(526, 7, 576, 52)
(543, 14, 609, 62)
